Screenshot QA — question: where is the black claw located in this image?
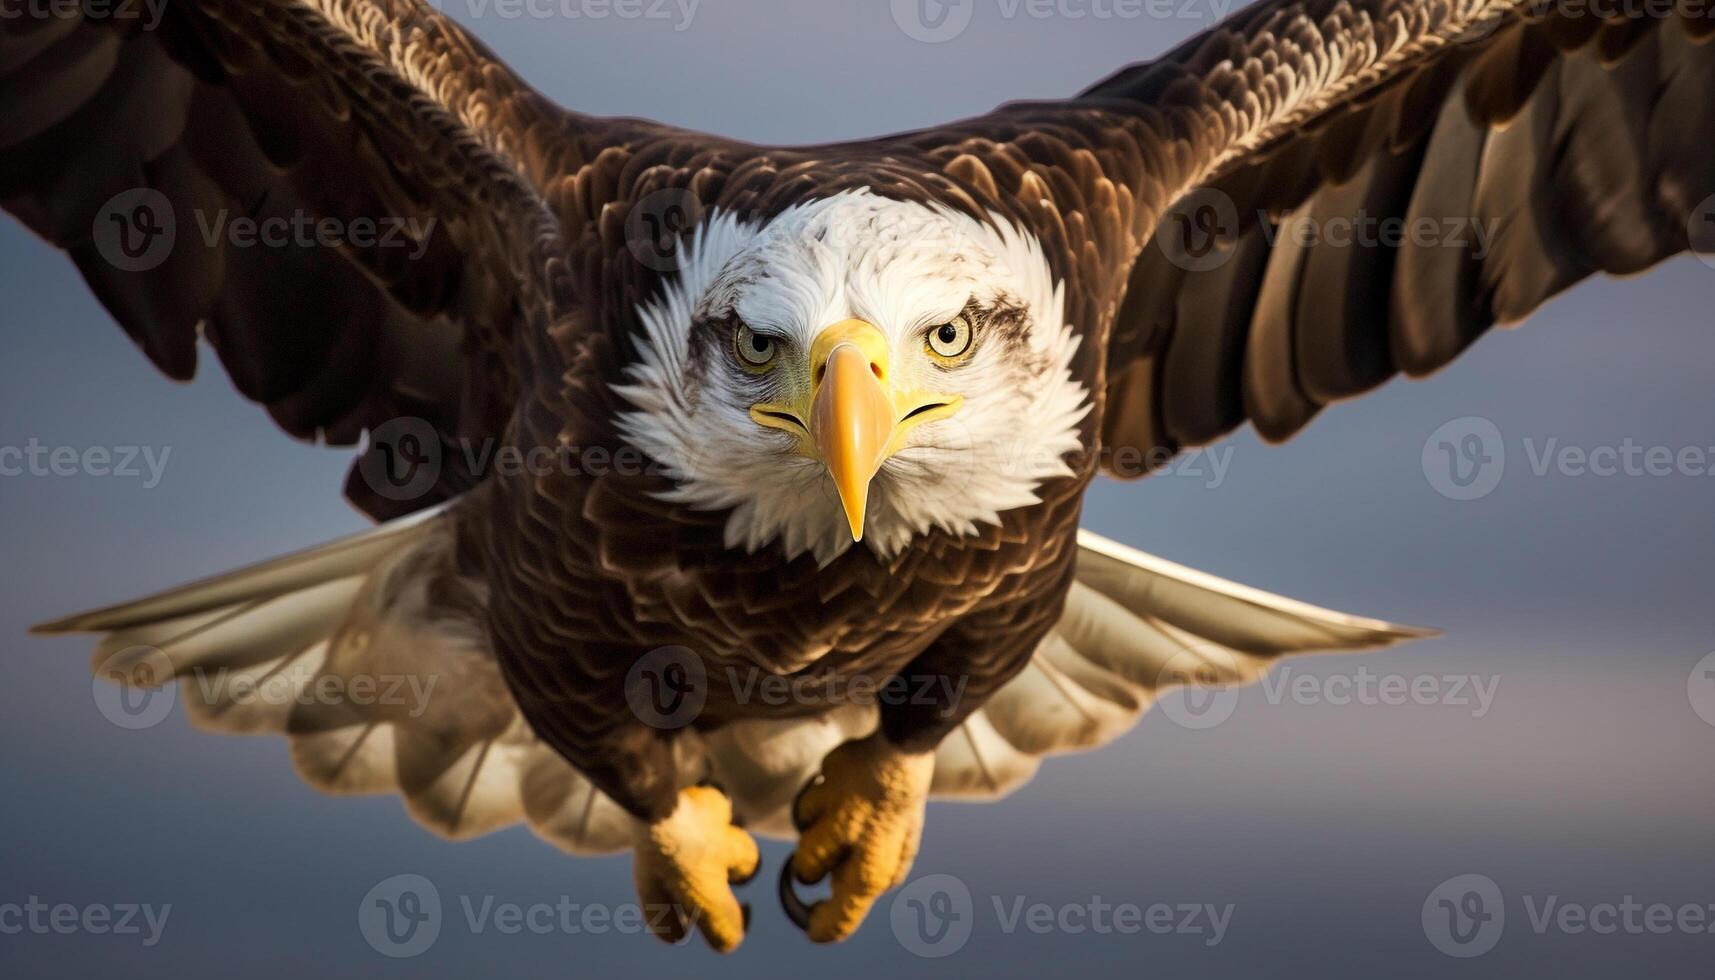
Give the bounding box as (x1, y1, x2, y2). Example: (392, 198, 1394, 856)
(778, 860, 819, 934)
(790, 775, 823, 832)
(697, 778, 729, 797)
(741, 901, 753, 931)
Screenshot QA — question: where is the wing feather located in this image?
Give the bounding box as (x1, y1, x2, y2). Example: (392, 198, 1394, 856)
(1095, 4, 1715, 464)
(0, 0, 596, 517)
(930, 530, 1433, 801)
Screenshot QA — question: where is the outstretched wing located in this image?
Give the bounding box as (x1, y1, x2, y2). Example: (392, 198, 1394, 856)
(1091, 0, 1715, 462)
(888, 0, 1714, 470)
(0, 0, 615, 517)
(40, 504, 648, 854)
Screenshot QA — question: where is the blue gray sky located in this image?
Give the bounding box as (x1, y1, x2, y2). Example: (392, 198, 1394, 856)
(4, 1, 1715, 977)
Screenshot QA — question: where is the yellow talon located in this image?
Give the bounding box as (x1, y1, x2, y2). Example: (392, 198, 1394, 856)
(785, 734, 934, 943)
(633, 785, 760, 953)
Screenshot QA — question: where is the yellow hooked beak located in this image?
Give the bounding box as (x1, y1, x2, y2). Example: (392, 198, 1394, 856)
(749, 319, 962, 542)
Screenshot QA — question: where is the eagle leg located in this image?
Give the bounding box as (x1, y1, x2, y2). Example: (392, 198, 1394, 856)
(781, 733, 936, 943)
(632, 785, 760, 953)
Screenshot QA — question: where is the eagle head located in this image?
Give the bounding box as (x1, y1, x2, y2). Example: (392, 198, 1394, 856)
(616, 189, 1091, 566)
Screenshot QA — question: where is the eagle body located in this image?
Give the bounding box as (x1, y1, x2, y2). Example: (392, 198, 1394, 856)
(15, 0, 1715, 951)
(475, 187, 1105, 821)
(474, 444, 1088, 820)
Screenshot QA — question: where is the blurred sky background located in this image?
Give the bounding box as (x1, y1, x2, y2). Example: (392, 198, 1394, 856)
(4, 0, 1715, 976)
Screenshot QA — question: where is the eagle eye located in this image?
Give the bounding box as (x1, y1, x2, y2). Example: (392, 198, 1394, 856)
(735, 323, 779, 372)
(926, 314, 975, 362)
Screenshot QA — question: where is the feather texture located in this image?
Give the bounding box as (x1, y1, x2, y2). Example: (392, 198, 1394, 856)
(38, 505, 639, 853)
(1100, 3, 1715, 465)
(938, 530, 1433, 799)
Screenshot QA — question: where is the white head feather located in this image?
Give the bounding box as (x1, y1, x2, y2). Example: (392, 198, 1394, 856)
(614, 189, 1090, 566)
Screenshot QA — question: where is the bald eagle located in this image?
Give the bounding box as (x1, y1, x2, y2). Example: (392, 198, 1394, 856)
(13, 0, 1714, 951)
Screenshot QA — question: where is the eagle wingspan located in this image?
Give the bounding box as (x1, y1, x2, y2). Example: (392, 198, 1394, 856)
(17, 0, 1715, 854)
